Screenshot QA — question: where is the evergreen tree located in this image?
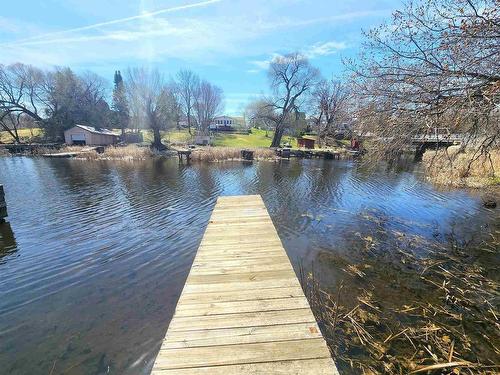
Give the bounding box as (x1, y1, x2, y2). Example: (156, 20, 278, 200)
(112, 70, 129, 137)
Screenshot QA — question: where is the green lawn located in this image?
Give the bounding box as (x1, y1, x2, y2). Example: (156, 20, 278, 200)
(0, 128, 43, 143)
(212, 128, 298, 148)
(141, 129, 192, 144)
(156, 127, 298, 148)
(164, 130, 192, 144)
(1, 127, 300, 149)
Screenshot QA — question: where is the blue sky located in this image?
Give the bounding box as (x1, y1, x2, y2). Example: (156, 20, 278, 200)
(0, 0, 402, 115)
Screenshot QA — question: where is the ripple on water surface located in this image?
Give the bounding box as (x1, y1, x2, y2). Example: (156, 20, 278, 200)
(0, 157, 495, 375)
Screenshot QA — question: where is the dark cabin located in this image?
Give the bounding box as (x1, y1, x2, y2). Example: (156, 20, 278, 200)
(297, 137, 315, 149)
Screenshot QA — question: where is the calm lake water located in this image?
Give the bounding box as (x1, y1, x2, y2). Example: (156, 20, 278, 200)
(0, 157, 498, 374)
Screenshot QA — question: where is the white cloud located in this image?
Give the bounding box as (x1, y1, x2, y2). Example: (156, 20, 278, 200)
(249, 54, 280, 71)
(0, 1, 388, 68)
(13, 18, 191, 46)
(7, 0, 223, 46)
(248, 40, 347, 72)
(305, 41, 347, 58)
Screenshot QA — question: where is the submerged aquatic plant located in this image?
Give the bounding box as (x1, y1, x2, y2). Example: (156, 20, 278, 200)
(299, 231, 500, 375)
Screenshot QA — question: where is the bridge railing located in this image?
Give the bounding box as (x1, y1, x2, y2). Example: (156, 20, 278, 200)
(411, 133, 464, 143)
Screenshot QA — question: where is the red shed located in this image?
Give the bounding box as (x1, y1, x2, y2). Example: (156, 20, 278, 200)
(297, 137, 315, 149)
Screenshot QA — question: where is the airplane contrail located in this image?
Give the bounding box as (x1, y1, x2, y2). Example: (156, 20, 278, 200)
(7, 0, 222, 45)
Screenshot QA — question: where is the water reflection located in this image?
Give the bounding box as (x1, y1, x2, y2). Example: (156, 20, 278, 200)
(0, 221, 17, 263)
(0, 157, 496, 375)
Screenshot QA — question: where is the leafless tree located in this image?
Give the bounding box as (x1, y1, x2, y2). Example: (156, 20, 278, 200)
(0, 63, 45, 142)
(245, 99, 276, 136)
(193, 80, 224, 134)
(0, 63, 117, 142)
(175, 70, 200, 135)
(310, 78, 350, 146)
(348, 0, 499, 160)
(265, 53, 320, 147)
(126, 67, 177, 150)
(42, 67, 111, 139)
(78, 71, 111, 128)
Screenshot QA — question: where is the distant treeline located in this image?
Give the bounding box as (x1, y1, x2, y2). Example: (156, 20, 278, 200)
(1, 0, 498, 154)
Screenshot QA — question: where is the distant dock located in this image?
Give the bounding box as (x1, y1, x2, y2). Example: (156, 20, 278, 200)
(277, 148, 342, 159)
(41, 146, 102, 158)
(151, 195, 338, 374)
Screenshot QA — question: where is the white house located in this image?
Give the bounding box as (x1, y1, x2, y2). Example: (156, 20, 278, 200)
(209, 116, 235, 131)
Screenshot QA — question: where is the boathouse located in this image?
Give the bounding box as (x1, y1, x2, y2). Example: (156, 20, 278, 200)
(297, 137, 316, 149)
(64, 125, 119, 146)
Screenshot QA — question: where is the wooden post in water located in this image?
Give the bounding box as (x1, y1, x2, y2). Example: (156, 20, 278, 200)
(0, 185, 7, 222)
(240, 149, 254, 160)
(177, 150, 192, 162)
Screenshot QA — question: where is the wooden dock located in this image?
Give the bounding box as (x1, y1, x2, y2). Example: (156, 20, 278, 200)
(277, 148, 341, 160)
(41, 146, 103, 158)
(151, 195, 338, 374)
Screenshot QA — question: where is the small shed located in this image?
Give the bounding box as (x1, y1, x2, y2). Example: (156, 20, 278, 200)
(64, 125, 119, 146)
(193, 135, 212, 146)
(297, 137, 315, 149)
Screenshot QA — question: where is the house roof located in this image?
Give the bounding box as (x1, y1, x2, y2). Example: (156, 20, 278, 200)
(298, 135, 316, 141)
(73, 124, 119, 136)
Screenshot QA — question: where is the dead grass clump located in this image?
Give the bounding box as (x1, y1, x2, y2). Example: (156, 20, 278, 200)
(190, 147, 276, 162)
(99, 145, 152, 160)
(190, 147, 240, 162)
(61, 145, 88, 153)
(54, 145, 153, 160)
(254, 148, 277, 159)
(423, 148, 500, 187)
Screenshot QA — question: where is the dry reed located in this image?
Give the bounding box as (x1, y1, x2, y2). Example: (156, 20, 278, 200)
(53, 145, 153, 160)
(423, 148, 500, 188)
(189, 147, 276, 162)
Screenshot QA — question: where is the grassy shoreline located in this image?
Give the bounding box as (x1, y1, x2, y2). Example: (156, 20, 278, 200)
(2, 128, 499, 190)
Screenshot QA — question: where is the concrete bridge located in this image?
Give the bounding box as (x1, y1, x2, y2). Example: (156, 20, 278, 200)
(411, 128, 464, 160)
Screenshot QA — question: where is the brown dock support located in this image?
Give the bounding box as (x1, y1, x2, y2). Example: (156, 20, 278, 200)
(240, 149, 254, 160)
(0, 185, 7, 222)
(177, 150, 192, 162)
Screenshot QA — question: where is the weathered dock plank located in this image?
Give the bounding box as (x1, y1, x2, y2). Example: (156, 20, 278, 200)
(151, 195, 338, 374)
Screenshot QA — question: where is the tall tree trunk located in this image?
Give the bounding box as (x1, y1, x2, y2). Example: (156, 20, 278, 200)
(270, 122, 285, 147)
(316, 122, 322, 148)
(151, 127, 164, 150)
(202, 120, 210, 136)
(187, 109, 192, 135)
